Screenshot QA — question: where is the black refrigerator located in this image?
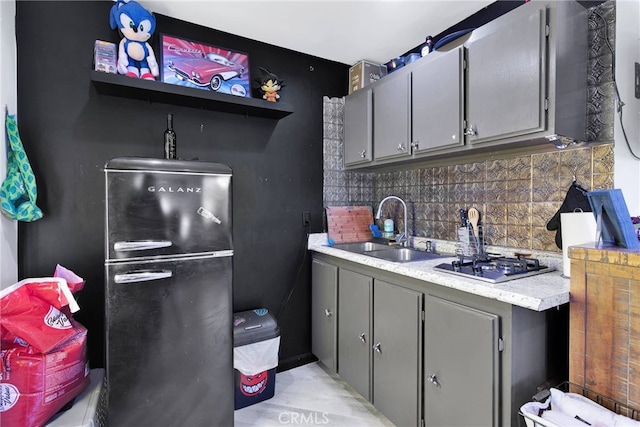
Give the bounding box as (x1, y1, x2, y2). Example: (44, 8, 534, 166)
(104, 157, 233, 426)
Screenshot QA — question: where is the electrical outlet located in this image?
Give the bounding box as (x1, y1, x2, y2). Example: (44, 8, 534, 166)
(302, 211, 311, 227)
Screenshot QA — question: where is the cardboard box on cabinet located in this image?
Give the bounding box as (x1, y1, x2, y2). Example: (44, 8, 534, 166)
(348, 60, 387, 94)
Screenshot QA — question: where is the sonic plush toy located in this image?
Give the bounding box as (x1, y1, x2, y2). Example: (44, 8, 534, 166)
(109, 0, 159, 80)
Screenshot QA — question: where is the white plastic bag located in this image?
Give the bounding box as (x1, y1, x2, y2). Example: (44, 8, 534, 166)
(233, 337, 280, 375)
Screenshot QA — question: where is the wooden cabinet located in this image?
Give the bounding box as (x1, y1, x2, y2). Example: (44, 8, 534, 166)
(337, 270, 423, 426)
(424, 294, 500, 426)
(311, 259, 338, 372)
(568, 246, 640, 409)
(343, 88, 373, 166)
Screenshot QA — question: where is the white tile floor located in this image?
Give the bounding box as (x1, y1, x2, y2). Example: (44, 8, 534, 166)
(234, 362, 394, 426)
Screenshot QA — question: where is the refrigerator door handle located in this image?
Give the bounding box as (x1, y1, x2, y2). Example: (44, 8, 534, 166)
(114, 270, 173, 284)
(114, 240, 173, 252)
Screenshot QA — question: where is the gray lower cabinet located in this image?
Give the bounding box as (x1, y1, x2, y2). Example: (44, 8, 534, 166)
(338, 269, 423, 427)
(424, 294, 500, 426)
(372, 280, 423, 427)
(311, 259, 338, 371)
(312, 254, 548, 427)
(338, 269, 372, 400)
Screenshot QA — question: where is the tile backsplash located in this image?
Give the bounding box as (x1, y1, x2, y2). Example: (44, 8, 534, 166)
(323, 1, 615, 253)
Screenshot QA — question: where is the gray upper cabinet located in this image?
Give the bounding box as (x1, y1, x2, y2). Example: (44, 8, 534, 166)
(338, 269, 372, 401)
(311, 259, 338, 372)
(412, 47, 465, 155)
(466, 6, 546, 145)
(343, 0, 587, 169)
(344, 88, 373, 167)
(465, 0, 587, 147)
(424, 294, 500, 427)
(373, 73, 412, 162)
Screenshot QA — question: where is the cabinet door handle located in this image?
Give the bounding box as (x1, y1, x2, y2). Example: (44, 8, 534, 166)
(359, 333, 366, 343)
(410, 140, 419, 149)
(397, 143, 406, 151)
(359, 150, 366, 158)
(427, 373, 441, 387)
(464, 125, 476, 136)
(324, 308, 332, 317)
(373, 342, 382, 353)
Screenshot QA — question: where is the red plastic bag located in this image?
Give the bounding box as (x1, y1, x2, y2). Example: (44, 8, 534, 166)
(0, 277, 79, 353)
(0, 269, 89, 427)
(0, 325, 90, 427)
(54, 264, 85, 294)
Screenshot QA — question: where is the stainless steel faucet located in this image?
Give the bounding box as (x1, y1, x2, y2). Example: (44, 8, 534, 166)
(375, 196, 408, 246)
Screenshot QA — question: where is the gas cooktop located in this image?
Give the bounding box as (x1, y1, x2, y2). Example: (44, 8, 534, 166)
(434, 254, 555, 284)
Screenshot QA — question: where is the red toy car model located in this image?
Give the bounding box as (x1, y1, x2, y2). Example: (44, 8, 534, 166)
(168, 52, 244, 91)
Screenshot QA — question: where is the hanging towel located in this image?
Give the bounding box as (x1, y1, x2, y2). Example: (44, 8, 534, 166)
(0, 113, 43, 221)
(546, 181, 591, 249)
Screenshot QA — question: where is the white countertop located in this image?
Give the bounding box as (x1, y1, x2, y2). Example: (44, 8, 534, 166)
(308, 233, 570, 311)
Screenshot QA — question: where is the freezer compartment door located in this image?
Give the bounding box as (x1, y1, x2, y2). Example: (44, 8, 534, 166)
(105, 166, 231, 260)
(105, 255, 233, 426)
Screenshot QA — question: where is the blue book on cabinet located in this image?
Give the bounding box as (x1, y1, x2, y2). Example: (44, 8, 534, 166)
(587, 189, 640, 249)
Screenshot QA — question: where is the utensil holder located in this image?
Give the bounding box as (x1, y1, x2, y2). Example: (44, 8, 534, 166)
(456, 224, 484, 257)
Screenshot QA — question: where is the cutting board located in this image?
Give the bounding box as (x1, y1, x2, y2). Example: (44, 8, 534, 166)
(326, 206, 373, 244)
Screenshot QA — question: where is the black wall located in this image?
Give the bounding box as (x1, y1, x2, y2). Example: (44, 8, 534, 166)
(15, 1, 347, 369)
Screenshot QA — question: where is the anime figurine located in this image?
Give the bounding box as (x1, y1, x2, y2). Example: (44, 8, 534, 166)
(109, 0, 159, 80)
(255, 67, 284, 102)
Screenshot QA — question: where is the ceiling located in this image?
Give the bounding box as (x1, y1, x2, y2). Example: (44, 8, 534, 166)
(140, 1, 495, 66)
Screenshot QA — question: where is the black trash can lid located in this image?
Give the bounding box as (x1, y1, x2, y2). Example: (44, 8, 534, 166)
(233, 308, 280, 347)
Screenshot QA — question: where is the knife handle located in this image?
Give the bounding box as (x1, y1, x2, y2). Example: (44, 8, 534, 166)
(459, 209, 468, 228)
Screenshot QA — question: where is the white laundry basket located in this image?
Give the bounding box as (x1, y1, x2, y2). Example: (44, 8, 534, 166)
(520, 383, 640, 427)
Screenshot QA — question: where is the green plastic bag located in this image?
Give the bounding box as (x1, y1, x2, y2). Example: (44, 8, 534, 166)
(0, 113, 43, 221)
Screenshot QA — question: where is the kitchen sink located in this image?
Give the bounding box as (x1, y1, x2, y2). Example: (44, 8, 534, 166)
(332, 242, 390, 252)
(332, 242, 443, 263)
(367, 248, 443, 263)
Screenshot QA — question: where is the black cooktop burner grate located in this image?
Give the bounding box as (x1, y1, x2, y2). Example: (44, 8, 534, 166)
(434, 254, 555, 283)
